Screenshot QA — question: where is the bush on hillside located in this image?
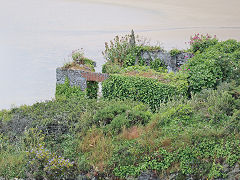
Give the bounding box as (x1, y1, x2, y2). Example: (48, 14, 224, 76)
(182, 39, 240, 93)
(189, 33, 218, 53)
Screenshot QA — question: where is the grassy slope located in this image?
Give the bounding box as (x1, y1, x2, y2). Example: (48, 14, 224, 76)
(0, 39, 240, 179)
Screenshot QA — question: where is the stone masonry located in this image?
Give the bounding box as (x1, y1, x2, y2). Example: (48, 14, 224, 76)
(56, 51, 192, 91)
(140, 50, 193, 72)
(56, 68, 109, 91)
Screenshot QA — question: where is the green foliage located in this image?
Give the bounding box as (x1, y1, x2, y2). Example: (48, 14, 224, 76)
(182, 39, 240, 93)
(106, 114, 130, 134)
(27, 143, 75, 179)
(92, 101, 152, 134)
(102, 61, 122, 74)
(102, 74, 178, 111)
(86, 81, 98, 99)
(55, 78, 85, 99)
(1, 36, 240, 179)
(191, 86, 235, 124)
(183, 56, 223, 93)
(93, 101, 130, 126)
(189, 33, 218, 53)
(102, 32, 162, 71)
(163, 72, 189, 96)
(102, 34, 132, 66)
(169, 48, 182, 56)
(120, 65, 151, 73)
(0, 151, 27, 179)
(0, 109, 12, 122)
(150, 58, 167, 72)
(63, 49, 95, 72)
(23, 128, 46, 149)
(71, 49, 95, 69)
(152, 104, 193, 127)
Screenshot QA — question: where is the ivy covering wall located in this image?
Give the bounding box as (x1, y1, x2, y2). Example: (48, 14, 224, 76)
(56, 78, 98, 99)
(102, 74, 181, 111)
(55, 78, 85, 99)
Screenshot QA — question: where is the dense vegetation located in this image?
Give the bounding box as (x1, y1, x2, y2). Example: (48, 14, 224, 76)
(0, 34, 239, 179)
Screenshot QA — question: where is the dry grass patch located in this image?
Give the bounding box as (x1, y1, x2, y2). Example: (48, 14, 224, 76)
(79, 127, 114, 172)
(119, 126, 143, 140)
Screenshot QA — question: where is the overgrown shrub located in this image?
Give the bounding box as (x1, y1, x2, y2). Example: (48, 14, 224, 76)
(92, 101, 152, 134)
(27, 144, 75, 179)
(102, 32, 162, 71)
(102, 34, 133, 66)
(182, 39, 240, 93)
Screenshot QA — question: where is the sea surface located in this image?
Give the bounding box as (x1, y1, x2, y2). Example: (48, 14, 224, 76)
(0, 0, 240, 110)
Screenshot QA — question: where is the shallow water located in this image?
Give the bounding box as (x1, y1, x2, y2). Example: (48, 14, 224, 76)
(0, 0, 239, 109)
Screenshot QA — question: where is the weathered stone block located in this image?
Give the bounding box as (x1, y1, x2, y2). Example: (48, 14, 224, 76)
(56, 68, 109, 91)
(56, 68, 87, 90)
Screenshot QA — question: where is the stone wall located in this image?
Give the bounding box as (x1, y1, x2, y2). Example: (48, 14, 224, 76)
(56, 68, 109, 91)
(140, 50, 193, 72)
(56, 50, 192, 91)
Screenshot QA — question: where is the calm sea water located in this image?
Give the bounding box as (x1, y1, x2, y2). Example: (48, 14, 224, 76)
(0, 0, 239, 110)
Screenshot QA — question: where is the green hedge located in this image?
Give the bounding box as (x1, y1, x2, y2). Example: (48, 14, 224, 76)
(102, 74, 180, 111)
